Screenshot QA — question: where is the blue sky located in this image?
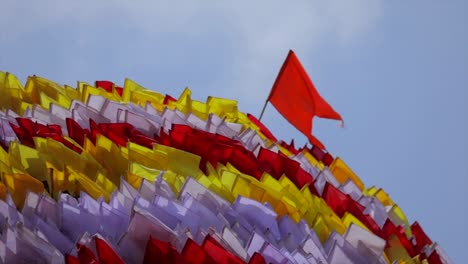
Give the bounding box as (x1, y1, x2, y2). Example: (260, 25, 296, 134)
(1, 0, 467, 262)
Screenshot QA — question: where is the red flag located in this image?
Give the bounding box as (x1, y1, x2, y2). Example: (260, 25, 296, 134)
(268, 50, 342, 149)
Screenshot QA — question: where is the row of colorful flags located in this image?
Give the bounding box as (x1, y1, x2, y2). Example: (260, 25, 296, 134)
(0, 51, 452, 263)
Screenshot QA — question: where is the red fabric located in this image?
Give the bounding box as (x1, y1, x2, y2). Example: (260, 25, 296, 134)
(247, 113, 277, 142)
(381, 219, 397, 240)
(308, 135, 326, 151)
(144, 237, 186, 264)
(66, 118, 88, 146)
(395, 226, 417, 257)
(268, 50, 342, 149)
(8, 117, 377, 237)
(426, 250, 444, 264)
(248, 252, 266, 264)
(293, 167, 314, 190)
(230, 147, 262, 179)
(308, 146, 334, 167)
(310, 146, 325, 161)
(95, 80, 123, 96)
(411, 221, 432, 253)
(130, 134, 158, 149)
(382, 225, 416, 257)
(258, 148, 281, 178)
(0, 140, 8, 151)
(95, 81, 114, 93)
(65, 254, 80, 264)
(98, 123, 133, 147)
(279, 153, 300, 180)
(7, 116, 441, 255)
(89, 119, 100, 144)
(347, 199, 381, 236)
(279, 139, 299, 155)
(76, 243, 100, 264)
(115, 87, 123, 96)
(10, 122, 34, 147)
(181, 238, 217, 264)
(322, 183, 350, 217)
(321, 152, 334, 167)
(201, 235, 244, 264)
(95, 237, 124, 264)
(164, 94, 177, 104)
(12, 118, 82, 153)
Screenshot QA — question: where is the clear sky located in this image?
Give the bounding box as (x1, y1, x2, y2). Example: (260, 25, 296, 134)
(1, 1, 467, 262)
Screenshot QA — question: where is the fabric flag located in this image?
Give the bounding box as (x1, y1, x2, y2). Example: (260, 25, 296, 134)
(268, 50, 343, 149)
(0, 71, 453, 264)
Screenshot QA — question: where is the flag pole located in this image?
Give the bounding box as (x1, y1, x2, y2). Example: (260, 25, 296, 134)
(258, 100, 268, 121)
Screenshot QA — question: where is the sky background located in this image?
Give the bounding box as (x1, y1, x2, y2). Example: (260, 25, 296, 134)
(1, 1, 467, 262)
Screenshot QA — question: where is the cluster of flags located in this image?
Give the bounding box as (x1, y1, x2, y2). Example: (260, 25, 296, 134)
(0, 52, 452, 263)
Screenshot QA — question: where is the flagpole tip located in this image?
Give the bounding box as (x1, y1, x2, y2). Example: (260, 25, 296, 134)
(339, 120, 345, 128)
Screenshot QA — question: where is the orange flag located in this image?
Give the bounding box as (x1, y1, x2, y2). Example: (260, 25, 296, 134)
(268, 50, 343, 149)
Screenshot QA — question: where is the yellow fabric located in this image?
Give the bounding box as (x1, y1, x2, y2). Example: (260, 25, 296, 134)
(93, 135, 128, 186)
(205, 163, 224, 187)
(0, 72, 27, 113)
(172, 87, 192, 115)
(34, 137, 104, 182)
(0, 71, 430, 262)
(131, 90, 165, 111)
(95, 171, 117, 195)
(313, 213, 331, 243)
(64, 85, 82, 101)
(341, 212, 370, 231)
(123, 78, 145, 102)
(364, 186, 378, 196)
(2, 172, 44, 208)
(129, 162, 161, 182)
(260, 173, 284, 193)
(207, 96, 238, 120)
(0, 160, 12, 176)
(39, 92, 70, 110)
(160, 170, 185, 195)
(390, 204, 413, 238)
(385, 234, 413, 263)
(303, 151, 325, 170)
(191, 100, 209, 120)
(153, 144, 203, 178)
(125, 171, 144, 190)
(66, 166, 109, 201)
(81, 84, 120, 103)
(25, 76, 68, 104)
(45, 160, 67, 198)
(8, 141, 47, 182)
(0, 145, 11, 167)
(329, 157, 365, 191)
(375, 188, 395, 206)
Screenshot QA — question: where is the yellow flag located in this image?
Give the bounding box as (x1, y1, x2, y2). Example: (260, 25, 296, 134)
(313, 213, 331, 243)
(153, 144, 203, 178)
(342, 212, 370, 231)
(66, 166, 109, 201)
(129, 162, 161, 182)
(8, 142, 47, 182)
(123, 78, 144, 102)
(2, 172, 45, 208)
(94, 135, 128, 186)
(329, 157, 365, 191)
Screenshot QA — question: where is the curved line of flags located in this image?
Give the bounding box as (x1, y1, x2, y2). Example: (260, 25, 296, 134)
(0, 68, 452, 264)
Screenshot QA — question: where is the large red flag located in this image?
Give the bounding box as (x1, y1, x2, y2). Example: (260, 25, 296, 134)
(268, 50, 342, 149)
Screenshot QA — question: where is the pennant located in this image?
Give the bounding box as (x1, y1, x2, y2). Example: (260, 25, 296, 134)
(268, 50, 342, 148)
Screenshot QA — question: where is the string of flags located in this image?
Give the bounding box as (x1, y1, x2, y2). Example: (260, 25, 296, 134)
(0, 51, 452, 263)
